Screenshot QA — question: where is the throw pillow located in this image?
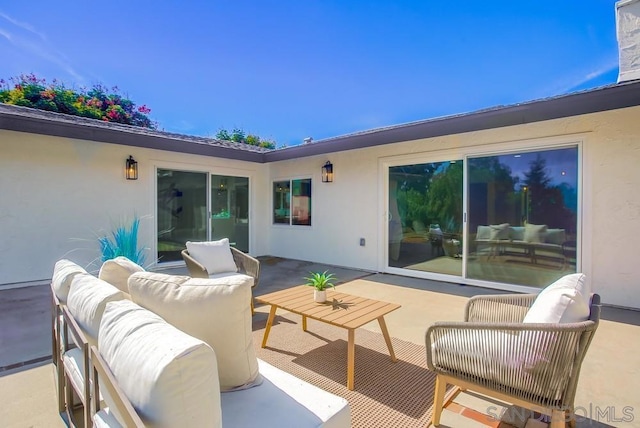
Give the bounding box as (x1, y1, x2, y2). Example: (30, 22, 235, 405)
(67, 273, 125, 347)
(523, 273, 591, 324)
(186, 239, 238, 274)
(128, 272, 259, 391)
(99, 300, 221, 427)
(544, 229, 566, 245)
(524, 224, 548, 243)
(476, 225, 491, 240)
(98, 256, 145, 294)
(51, 259, 87, 303)
(489, 223, 510, 240)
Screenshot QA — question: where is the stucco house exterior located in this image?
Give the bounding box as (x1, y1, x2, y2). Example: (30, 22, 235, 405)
(2, 1, 640, 309)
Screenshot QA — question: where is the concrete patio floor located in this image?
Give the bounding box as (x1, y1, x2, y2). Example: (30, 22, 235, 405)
(1, 257, 639, 427)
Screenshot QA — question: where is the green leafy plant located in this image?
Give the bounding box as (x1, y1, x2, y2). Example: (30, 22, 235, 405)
(304, 270, 336, 291)
(98, 217, 147, 265)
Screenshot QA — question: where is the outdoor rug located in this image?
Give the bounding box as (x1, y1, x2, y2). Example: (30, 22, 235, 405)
(251, 312, 449, 428)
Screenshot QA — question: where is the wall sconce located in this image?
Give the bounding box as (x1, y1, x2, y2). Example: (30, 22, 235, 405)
(321, 161, 333, 183)
(125, 156, 138, 180)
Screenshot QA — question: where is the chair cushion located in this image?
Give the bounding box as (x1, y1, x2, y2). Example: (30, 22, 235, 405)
(523, 273, 591, 324)
(51, 259, 87, 303)
(67, 274, 125, 347)
(99, 300, 221, 427)
(128, 272, 259, 391)
(98, 257, 145, 294)
(186, 239, 238, 274)
(93, 408, 122, 428)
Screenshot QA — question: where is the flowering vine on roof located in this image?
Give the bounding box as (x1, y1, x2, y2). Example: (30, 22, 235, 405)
(0, 73, 156, 129)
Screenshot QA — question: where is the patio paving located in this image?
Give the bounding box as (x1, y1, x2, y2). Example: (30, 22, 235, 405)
(1, 257, 639, 427)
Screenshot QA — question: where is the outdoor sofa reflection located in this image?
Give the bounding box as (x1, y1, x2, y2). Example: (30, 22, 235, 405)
(472, 223, 573, 266)
(50, 257, 350, 427)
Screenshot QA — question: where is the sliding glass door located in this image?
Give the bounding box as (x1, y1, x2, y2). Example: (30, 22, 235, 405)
(386, 144, 579, 290)
(157, 169, 250, 263)
(467, 147, 578, 288)
(388, 160, 463, 277)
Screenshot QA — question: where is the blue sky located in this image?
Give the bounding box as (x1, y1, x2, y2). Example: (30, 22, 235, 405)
(0, 1, 620, 147)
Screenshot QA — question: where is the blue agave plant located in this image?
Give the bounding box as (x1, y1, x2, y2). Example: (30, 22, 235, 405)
(98, 217, 146, 265)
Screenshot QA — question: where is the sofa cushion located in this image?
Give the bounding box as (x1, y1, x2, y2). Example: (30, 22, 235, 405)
(509, 226, 525, 241)
(51, 259, 87, 303)
(221, 359, 351, 428)
(544, 228, 566, 245)
(524, 223, 548, 243)
(186, 239, 237, 274)
(99, 300, 221, 427)
(98, 257, 145, 294)
(476, 225, 491, 240)
(67, 273, 125, 347)
(523, 273, 591, 324)
(128, 272, 259, 391)
(489, 223, 510, 240)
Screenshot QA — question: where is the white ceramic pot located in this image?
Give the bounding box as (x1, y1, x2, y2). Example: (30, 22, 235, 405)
(314, 289, 326, 303)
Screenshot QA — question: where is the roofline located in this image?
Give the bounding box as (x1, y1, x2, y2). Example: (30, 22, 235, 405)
(264, 80, 640, 162)
(2, 80, 640, 164)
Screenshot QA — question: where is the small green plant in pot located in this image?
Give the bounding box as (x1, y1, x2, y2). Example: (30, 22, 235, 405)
(304, 270, 336, 303)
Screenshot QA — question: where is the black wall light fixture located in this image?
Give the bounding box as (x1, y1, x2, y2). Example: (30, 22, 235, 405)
(321, 161, 333, 182)
(126, 155, 138, 180)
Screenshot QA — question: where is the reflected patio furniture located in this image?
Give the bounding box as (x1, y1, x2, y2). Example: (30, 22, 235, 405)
(425, 293, 600, 427)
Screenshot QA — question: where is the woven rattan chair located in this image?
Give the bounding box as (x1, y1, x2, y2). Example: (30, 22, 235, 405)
(181, 247, 260, 312)
(426, 293, 600, 428)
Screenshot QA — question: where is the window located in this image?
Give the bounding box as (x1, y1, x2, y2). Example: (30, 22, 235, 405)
(273, 178, 312, 226)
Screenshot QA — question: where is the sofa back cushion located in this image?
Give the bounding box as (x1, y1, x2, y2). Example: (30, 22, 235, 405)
(52, 259, 87, 303)
(523, 273, 591, 324)
(544, 228, 566, 245)
(99, 300, 221, 427)
(186, 239, 238, 274)
(67, 273, 125, 347)
(476, 225, 491, 240)
(98, 257, 145, 294)
(128, 272, 259, 391)
(489, 223, 510, 240)
(509, 226, 525, 241)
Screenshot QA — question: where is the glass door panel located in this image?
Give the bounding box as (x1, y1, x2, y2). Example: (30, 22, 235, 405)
(466, 147, 578, 288)
(157, 169, 207, 262)
(388, 160, 463, 276)
(211, 175, 249, 252)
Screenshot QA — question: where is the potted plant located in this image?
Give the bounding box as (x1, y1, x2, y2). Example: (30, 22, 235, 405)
(304, 270, 336, 303)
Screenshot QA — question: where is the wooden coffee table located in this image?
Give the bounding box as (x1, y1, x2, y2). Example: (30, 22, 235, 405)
(255, 285, 401, 390)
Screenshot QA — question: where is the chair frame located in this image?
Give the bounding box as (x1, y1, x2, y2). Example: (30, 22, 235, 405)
(51, 286, 66, 414)
(426, 293, 600, 428)
(182, 247, 260, 312)
(90, 345, 145, 427)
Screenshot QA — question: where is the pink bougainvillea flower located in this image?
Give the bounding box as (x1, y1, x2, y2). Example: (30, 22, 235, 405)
(137, 104, 151, 114)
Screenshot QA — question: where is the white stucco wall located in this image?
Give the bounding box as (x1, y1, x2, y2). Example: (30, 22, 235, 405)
(0, 130, 269, 284)
(2, 105, 640, 308)
(267, 106, 640, 309)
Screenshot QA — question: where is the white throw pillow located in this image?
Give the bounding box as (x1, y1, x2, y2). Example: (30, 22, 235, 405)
(67, 273, 125, 347)
(98, 256, 145, 294)
(524, 223, 548, 243)
(128, 272, 259, 391)
(523, 273, 591, 324)
(51, 259, 87, 303)
(99, 300, 221, 427)
(186, 239, 238, 274)
(489, 223, 510, 240)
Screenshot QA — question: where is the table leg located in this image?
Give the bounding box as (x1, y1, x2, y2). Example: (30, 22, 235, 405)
(377, 316, 397, 362)
(261, 305, 277, 348)
(347, 329, 355, 390)
(302, 315, 307, 331)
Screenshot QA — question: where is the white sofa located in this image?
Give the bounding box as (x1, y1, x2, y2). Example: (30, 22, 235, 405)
(52, 259, 351, 428)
